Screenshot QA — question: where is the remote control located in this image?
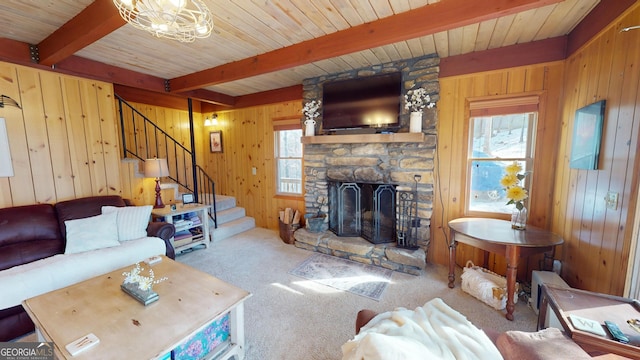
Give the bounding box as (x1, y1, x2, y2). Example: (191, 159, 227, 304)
(604, 320, 629, 344)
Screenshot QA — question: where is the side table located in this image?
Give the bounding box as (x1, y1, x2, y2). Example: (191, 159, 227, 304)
(538, 284, 640, 358)
(152, 203, 210, 254)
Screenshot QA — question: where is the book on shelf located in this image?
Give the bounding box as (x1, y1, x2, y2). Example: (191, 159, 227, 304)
(174, 230, 193, 240)
(174, 219, 194, 228)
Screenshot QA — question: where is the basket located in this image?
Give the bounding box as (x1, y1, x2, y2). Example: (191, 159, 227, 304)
(461, 260, 519, 310)
(278, 219, 298, 244)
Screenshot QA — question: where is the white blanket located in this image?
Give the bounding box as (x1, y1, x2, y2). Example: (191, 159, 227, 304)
(341, 298, 503, 360)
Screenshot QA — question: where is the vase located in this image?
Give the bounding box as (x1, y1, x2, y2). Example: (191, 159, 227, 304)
(304, 119, 316, 136)
(511, 206, 527, 230)
(409, 111, 423, 133)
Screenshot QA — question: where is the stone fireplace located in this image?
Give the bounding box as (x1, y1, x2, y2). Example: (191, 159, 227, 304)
(293, 54, 439, 275)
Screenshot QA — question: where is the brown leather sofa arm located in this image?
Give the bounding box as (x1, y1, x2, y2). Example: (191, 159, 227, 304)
(146, 222, 176, 260)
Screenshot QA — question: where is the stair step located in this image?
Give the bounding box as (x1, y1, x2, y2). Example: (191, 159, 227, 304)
(211, 216, 256, 242)
(214, 207, 246, 225)
(212, 195, 236, 212)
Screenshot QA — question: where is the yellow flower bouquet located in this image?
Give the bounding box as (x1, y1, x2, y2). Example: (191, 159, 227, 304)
(500, 162, 528, 210)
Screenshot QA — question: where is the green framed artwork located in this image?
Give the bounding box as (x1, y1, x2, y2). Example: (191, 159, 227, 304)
(569, 100, 606, 170)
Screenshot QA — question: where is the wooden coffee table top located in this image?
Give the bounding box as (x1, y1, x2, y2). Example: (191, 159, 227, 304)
(22, 256, 251, 359)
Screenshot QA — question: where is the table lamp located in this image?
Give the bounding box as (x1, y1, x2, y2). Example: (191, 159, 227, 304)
(144, 158, 169, 208)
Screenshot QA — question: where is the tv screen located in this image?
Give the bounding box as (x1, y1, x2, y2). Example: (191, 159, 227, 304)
(322, 72, 402, 132)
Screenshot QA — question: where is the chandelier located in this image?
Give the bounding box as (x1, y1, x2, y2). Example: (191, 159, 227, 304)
(113, 0, 213, 42)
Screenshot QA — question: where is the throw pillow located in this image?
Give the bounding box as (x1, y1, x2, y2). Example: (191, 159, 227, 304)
(102, 205, 152, 241)
(64, 211, 120, 254)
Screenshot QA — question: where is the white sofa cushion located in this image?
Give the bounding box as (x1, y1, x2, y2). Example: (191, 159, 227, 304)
(102, 205, 153, 241)
(0, 236, 166, 310)
(64, 212, 120, 254)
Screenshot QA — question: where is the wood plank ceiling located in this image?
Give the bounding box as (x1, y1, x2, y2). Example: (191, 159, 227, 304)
(0, 0, 610, 107)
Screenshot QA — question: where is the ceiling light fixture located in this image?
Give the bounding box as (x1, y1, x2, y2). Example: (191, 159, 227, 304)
(113, 0, 213, 42)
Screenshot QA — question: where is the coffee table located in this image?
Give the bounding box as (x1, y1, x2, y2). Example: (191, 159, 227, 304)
(22, 256, 251, 359)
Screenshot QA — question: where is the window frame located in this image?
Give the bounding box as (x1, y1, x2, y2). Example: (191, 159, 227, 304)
(274, 124, 303, 197)
(464, 94, 540, 217)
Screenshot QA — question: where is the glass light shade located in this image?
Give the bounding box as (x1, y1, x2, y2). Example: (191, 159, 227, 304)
(113, 0, 213, 42)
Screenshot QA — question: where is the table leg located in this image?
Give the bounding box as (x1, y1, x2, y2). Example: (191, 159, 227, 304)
(505, 245, 520, 321)
(448, 231, 457, 288)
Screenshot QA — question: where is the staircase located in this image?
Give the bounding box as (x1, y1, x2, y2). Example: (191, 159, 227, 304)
(114, 95, 256, 241)
(210, 195, 256, 242)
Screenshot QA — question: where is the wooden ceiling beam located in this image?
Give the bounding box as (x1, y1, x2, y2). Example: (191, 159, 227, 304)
(54, 55, 167, 93)
(566, 0, 637, 56)
(440, 37, 567, 77)
(114, 84, 202, 112)
(0, 38, 34, 66)
(169, 0, 562, 92)
(177, 89, 235, 107)
(37, 0, 126, 66)
(217, 85, 302, 111)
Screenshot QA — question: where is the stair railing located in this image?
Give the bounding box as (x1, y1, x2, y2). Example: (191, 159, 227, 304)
(115, 94, 217, 228)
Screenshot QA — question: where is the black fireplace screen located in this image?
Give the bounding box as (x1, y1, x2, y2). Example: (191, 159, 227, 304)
(328, 181, 395, 244)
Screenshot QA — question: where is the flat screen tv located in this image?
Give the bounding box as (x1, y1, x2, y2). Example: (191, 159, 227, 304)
(321, 72, 402, 132)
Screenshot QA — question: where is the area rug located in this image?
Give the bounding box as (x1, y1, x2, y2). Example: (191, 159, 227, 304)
(288, 253, 393, 301)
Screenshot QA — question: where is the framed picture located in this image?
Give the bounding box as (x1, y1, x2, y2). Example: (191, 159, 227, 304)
(569, 100, 606, 170)
(182, 193, 195, 204)
(210, 131, 223, 153)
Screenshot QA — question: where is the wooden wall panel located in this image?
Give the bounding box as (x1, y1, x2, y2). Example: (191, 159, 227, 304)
(116, 101, 205, 207)
(551, 4, 640, 295)
(0, 62, 120, 208)
(434, 62, 565, 283)
(202, 102, 304, 230)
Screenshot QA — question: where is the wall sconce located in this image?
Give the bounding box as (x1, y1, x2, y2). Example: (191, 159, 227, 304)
(144, 158, 170, 208)
(0, 95, 22, 109)
(621, 25, 640, 32)
(204, 114, 218, 127)
(0, 118, 13, 177)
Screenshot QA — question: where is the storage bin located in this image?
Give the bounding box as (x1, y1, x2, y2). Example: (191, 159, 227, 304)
(461, 261, 519, 310)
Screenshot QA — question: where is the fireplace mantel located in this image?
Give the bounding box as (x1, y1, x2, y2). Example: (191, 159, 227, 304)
(301, 132, 425, 144)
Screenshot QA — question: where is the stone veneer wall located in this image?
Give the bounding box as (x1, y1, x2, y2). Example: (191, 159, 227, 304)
(302, 54, 439, 256)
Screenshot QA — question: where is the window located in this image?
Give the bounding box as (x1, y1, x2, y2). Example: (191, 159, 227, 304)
(275, 128, 303, 195)
(466, 96, 538, 214)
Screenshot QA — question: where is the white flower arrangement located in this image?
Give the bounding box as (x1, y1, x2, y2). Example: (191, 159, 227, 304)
(122, 263, 168, 291)
(404, 87, 435, 113)
(302, 100, 322, 120)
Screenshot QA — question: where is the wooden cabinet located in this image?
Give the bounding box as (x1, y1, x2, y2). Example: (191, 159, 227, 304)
(152, 204, 210, 254)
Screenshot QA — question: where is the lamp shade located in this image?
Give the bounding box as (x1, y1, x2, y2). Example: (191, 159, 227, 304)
(144, 158, 169, 178)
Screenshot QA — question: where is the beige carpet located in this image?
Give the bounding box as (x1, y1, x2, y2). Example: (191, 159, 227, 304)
(177, 227, 537, 360)
(16, 227, 538, 359)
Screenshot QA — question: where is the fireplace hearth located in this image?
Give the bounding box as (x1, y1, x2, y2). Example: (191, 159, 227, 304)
(328, 181, 396, 244)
